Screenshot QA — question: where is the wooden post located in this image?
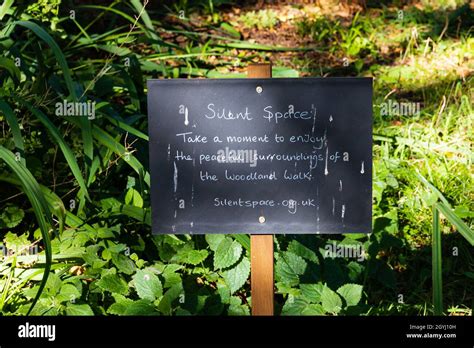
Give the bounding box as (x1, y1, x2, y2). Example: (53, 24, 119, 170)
(247, 64, 274, 316)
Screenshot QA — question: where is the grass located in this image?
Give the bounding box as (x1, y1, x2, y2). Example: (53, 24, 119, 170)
(0, 146, 53, 314)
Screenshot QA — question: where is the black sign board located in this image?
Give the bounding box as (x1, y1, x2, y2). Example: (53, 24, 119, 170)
(147, 78, 372, 234)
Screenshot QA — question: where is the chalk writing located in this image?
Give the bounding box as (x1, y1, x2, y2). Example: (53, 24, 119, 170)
(148, 78, 372, 234)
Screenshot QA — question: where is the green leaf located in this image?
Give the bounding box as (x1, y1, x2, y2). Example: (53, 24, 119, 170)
(45, 273, 62, 296)
(186, 249, 209, 266)
(222, 257, 250, 294)
(287, 240, 319, 263)
(130, 0, 162, 51)
(66, 303, 94, 316)
(275, 251, 307, 286)
(157, 283, 183, 315)
(272, 66, 299, 77)
(217, 284, 231, 304)
(108, 205, 151, 226)
(300, 283, 325, 303)
(92, 125, 150, 187)
(0, 146, 53, 315)
(220, 22, 241, 38)
(0, 99, 24, 164)
(96, 44, 131, 56)
(174, 247, 209, 265)
(18, 100, 90, 201)
(321, 285, 342, 314)
(0, 0, 14, 21)
(232, 234, 250, 251)
(337, 283, 363, 307)
(100, 111, 149, 141)
(59, 284, 81, 303)
(302, 304, 325, 315)
(464, 271, 474, 279)
(281, 296, 304, 315)
(96, 274, 129, 295)
(13, 21, 93, 163)
(107, 298, 133, 315)
(123, 300, 158, 315)
(111, 253, 136, 275)
(133, 269, 163, 301)
(3, 231, 29, 252)
(432, 207, 443, 315)
(228, 297, 250, 315)
(125, 187, 143, 208)
(436, 202, 474, 246)
(97, 227, 115, 239)
(453, 205, 474, 219)
(205, 234, 225, 251)
(214, 237, 242, 270)
(162, 268, 182, 288)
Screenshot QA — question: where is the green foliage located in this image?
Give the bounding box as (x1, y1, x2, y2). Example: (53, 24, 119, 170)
(281, 282, 363, 315)
(213, 237, 242, 270)
(0, 0, 472, 317)
(238, 9, 279, 30)
(222, 257, 250, 294)
(0, 205, 24, 229)
(297, 12, 378, 63)
(132, 269, 163, 301)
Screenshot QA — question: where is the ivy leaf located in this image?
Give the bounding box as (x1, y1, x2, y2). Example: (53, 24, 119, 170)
(133, 269, 163, 301)
(337, 283, 363, 307)
(222, 257, 250, 294)
(96, 273, 129, 295)
(65, 303, 94, 316)
(321, 285, 342, 314)
(214, 237, 242, 270)
(111, 252, 136, 275)
(275, 251, 307, 286)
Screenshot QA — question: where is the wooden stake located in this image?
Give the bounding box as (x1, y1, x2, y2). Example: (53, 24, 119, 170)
(248, 63, 274, 316)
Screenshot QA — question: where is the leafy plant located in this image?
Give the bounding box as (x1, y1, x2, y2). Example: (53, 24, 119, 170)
(0, 0, 472, 317)
(238, 9, 279, 30)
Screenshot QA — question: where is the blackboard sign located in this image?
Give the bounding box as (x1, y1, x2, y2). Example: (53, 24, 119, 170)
(147, 78, 372, 234)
